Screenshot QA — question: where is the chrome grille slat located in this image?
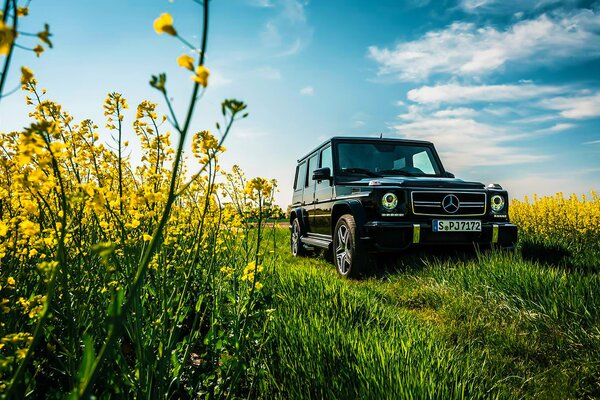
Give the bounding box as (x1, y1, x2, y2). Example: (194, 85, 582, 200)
(411, 191, 487, 216)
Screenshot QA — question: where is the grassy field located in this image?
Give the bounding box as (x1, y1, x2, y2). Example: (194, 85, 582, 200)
(256, 227, 600, 399)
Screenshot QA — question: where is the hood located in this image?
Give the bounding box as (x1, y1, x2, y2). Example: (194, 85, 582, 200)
(343, 176, 485, 189)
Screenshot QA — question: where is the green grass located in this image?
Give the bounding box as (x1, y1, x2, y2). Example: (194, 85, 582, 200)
(257, 229, 600, 399)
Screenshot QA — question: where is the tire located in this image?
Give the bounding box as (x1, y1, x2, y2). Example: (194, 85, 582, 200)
(291, 218, 307, 257)
(333, 214, 372, 278)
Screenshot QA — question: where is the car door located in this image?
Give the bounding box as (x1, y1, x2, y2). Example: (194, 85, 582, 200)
(303, 153, 319, 233)
(312, 145, 334, 235)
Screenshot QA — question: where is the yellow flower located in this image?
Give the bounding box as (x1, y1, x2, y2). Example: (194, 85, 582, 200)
(0, 20, 15, 56)
(16, 348, 28, 359)
(17, 7, 29, 16)
(255, 282, 263, 290)
(177, 53, 195, 71)
(0, 221, 8, 237)
(20, 220, 39, 237)
(192, 65, 209, 87)
(7, 277, 15, 286)
(21, 66, 34, 85)
(153, 13, 177, 36)
(33, 44, 44, 57)
(143, 234, 152, 242)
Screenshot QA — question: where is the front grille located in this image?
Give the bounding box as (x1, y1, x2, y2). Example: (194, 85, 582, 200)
(411, 191, 486, 216)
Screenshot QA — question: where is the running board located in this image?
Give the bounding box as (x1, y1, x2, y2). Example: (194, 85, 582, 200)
(301, 236, 332, 249)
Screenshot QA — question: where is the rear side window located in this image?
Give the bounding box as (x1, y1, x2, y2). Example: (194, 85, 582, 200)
(294, 162, 307, 190)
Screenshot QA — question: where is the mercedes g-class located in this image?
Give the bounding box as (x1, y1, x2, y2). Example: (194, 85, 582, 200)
(289, 137, 517, 277)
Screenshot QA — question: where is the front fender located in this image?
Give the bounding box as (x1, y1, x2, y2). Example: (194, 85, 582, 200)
(332, 199, 368, 237)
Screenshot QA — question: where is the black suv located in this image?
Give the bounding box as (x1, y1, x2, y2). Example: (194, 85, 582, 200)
(289, 137, 517, 277)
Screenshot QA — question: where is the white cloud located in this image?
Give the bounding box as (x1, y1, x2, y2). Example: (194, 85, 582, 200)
(407, 83, 566, 104)
(542, 123, 576, 132)
(231, 127, 270, 140)
(255, 66, 282, 80)
(350, 112, 369, 128)
(539, 92, 600, 119)
(260, 0, 312, 57)
(432, 107, 478, 118)
(209, 70, 233, 87)
(393, 106, 548, 169)
(300, 86, 314, 96)
(513, 114, 560, 124)
(584, 139, 600, 144)
(368, 9, 600, 81)
(248, 0, 275, 7)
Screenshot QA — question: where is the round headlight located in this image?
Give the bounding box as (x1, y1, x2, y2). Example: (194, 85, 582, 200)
(381, 192, 398, 210)
(490, 195, 505, 212)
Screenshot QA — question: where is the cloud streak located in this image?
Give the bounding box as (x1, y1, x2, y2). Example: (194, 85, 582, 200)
(459, 0, 583, 15)
(299, 86, 314, 95)
(407, 83, 567, 104)
(539, 92, 600, 119)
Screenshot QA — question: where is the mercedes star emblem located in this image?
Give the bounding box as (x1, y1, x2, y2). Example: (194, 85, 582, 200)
(442, 194, 460, 214)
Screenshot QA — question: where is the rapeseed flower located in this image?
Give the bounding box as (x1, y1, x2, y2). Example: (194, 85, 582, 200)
(153, 13, 177, 36)
(192, 65, 209, 87)
(20, 66, 34, 85)
(177, 54, 194, 71)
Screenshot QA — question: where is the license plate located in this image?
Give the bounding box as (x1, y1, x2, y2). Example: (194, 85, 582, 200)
(433, 220, 481, 232)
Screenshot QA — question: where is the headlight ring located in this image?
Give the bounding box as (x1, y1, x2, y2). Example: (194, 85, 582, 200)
(381, 192, 398, 210)
(490, 195, 505, 212)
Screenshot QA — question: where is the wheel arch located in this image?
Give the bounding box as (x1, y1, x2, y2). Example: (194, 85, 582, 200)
(331, 200, 368, 237)
(289, 207, 309, 234)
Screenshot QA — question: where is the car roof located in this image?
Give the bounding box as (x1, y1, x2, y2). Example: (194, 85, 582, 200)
(297, 136, 434, 163)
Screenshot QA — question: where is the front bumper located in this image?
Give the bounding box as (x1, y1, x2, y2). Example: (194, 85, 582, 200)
(362, 220, 517, 252)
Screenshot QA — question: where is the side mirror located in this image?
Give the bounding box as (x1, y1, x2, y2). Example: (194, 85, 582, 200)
(445, 171, 455, 178)
(312, 167, 331, 181)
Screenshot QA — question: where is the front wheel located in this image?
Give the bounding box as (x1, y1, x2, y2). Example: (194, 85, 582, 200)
(291, 218, 307, 257)
(333, 214, 372, 278)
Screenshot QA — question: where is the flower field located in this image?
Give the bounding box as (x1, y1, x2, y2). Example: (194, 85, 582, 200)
(511, 192, 600, 249)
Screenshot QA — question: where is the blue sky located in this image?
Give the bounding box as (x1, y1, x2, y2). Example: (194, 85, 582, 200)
(1, 0, 599, 206)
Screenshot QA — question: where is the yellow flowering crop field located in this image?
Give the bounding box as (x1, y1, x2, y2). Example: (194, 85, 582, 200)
(511, 191, 600, 250)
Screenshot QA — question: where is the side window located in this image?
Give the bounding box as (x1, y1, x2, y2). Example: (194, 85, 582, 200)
(412, 151, 435, 174)
(320, 146, 332, 170)
(294, 162, 307, 191)
(306, 154, 319, 187)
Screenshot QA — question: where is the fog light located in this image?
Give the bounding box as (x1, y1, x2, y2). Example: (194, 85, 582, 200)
(382, 192, 398, 210)
(491, 195, 505, 212)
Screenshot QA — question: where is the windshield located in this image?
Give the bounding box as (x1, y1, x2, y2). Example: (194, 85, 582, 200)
(335, 142, 442, 177)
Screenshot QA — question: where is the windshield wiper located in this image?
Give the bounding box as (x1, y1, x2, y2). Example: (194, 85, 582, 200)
(377, 169, 415, 177)
(341, 168, 382, 177)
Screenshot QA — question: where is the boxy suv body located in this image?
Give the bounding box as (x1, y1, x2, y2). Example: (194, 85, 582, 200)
(289, 137, 517, 277)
